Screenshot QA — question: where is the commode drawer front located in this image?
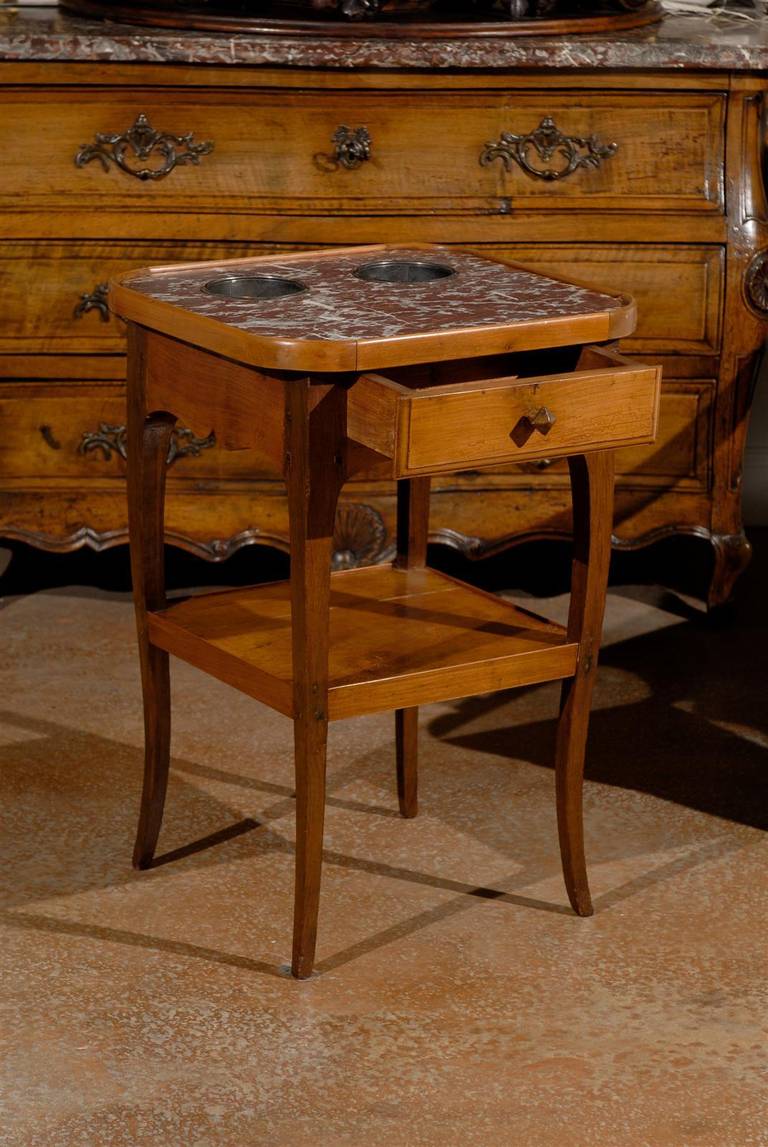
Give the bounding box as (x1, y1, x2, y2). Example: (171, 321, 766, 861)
(349, 349, 662, 478)
(0, 89, 723, 216)
(476, 93, 724, 215)
(0, 384, 274, 483)
(0, 240, 301, 355)
(476, 245, 724, 356)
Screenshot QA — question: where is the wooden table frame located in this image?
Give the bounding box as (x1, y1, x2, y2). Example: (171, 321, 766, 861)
(118, 246, 660, 978)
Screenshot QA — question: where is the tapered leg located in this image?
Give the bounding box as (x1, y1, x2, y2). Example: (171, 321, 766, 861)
(393, 477, 430, 818)
(126, 325, 177, 870)
(556, 451, 614, 916)
(286, 380, 346, 979)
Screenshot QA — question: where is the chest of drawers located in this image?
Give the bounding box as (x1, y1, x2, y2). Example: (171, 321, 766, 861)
(1, 15, 766, 606)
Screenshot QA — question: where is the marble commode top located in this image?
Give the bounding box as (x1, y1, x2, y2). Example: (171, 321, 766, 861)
(1, 7, 767, 70)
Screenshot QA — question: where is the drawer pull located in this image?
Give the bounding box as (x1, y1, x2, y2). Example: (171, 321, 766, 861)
(74, 113, 214, 182)
(480, 117, 618, 182)
(74, 283, 110, 323)
(510, 406, 556, 447)
(78, 422, 215, 464)
(331, 126, 372, 170)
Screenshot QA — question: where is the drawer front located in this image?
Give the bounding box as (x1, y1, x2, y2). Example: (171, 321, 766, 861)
(480, 245, 724, 356)
(0, 240, 294, 354)
(0, 240, 724, 359)
(351, 352, 661, 477)
(616, 379, 714, 489)
(0, 384, 274, 482)
(0, 89, 724, 216)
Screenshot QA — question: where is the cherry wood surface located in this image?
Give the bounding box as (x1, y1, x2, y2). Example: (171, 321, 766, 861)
(121, 246, 661, 975)
(0, 89, 721, 217)
(148, 564, 579, 720)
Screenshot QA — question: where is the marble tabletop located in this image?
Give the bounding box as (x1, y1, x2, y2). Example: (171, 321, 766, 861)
(115, 246, 625, 342)
(112, 245, 633, 368)
(0, 6, 767, 71)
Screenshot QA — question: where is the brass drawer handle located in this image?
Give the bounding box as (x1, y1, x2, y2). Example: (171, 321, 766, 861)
(480, 117, 618, 182)
(510, 406, 556, 448)
(77, 423, 215, 464)
(74, 283, 110, 322)
(331, 126, 371, 170)
(75, 113, 214, 182)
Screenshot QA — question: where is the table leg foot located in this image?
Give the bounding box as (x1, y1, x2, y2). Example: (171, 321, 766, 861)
(396, 707, 419, 818)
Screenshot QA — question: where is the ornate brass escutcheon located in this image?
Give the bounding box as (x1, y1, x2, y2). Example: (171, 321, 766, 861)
(74, 283, 110, 322)
(74, 113, 214, 182)
(78, 423, 216, 464)
(480, 117, 618, 181)
(331, 126, 372, 170)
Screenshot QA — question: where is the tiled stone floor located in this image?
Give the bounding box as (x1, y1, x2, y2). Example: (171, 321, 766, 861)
(1, 542, 766, 1146)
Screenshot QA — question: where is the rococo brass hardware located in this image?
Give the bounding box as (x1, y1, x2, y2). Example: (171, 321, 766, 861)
(331, 126, 372, 170)
(480, 117, 618, 182)
(74, 113, 214, 182)
(78, 423, 216, 464)
(74, 282, 110, 322)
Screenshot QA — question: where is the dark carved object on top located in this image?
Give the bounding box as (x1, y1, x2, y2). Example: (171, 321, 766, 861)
(74, 282, 110, 322)
(332, 503, 390, 569)
(61, 0, 663, 33)
(744, 249, 768, 314)
(78, 423, 216, 464)
(74, 113, 214, 182)
(480, 117, 618, 181)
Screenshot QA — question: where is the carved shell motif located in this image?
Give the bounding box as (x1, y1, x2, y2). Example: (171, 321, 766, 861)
(745, 250, 768, 315)
(332, 503, 389, 570)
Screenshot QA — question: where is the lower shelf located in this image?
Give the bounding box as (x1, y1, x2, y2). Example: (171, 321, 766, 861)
(148, 564, 578, 720)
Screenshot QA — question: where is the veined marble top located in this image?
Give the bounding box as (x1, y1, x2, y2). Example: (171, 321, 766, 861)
(0, 7, 767, 71)
(116, 246, 624, 341)
(111, 245, 634, 370)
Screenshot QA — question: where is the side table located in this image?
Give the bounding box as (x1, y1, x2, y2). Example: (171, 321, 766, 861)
(112, 245, 661, 978)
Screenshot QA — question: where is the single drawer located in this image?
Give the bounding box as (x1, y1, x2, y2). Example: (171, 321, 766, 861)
(0, 88, 724, 216)
(348, 346, 662, 478)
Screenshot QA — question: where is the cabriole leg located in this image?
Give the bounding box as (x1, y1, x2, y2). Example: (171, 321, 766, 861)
(126, 326, 177, 871)
(556, 451, 614, 916)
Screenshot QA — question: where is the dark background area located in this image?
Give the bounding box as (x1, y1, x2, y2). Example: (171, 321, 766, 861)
(1, 529, 725, 608)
